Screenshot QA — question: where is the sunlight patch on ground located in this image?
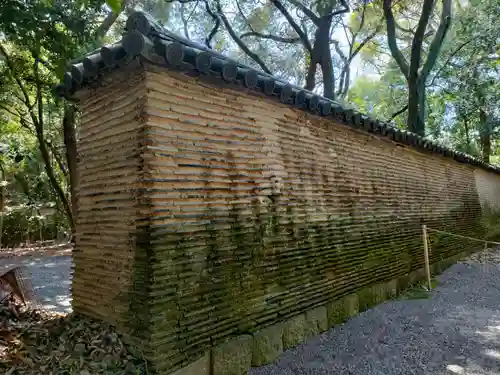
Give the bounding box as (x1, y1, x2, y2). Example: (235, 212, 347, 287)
(446, 364, 465, 374)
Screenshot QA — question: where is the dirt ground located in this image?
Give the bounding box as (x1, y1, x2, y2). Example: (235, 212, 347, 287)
(0, 243, 72, 314)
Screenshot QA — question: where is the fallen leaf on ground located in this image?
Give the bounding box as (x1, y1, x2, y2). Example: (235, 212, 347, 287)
(0, 298, 148, 374)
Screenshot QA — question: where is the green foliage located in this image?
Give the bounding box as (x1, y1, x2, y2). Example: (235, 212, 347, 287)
(400, 279, 439, 300)
(246, 5, 272, 33)
(348, 67, 408, 128)
(106, 0, 122, 12)
(348, 0, 500, 160)
(425, 0, 500, 158)
(0, 0, 118, 245)
(1, 204, 68, 247)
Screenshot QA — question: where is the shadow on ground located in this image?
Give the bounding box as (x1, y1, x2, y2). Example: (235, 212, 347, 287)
(250, 263, 500, 375)
(0, 255, 72, 314)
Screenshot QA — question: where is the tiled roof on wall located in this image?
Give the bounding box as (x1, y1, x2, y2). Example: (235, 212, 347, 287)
(56, 11, 500, 174)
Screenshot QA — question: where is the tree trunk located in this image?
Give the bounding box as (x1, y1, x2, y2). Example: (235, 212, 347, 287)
(407, 79, 425, 136)
(463, 117, 471, 153)
(384, 0, 451, 137)
(36, 127, 75, 231)
(305, 58, 317, 92)
(407, 80, 419, 134)
(479, 108, 490, 163)
(340, 67, 350, 98)
(317, 17, 334, 99)
(305, 16, 335, 99)
(63, 105, 78, 232)
(46, 140, 68, 177)
(32, 57, 75, 232)
(0, 164, 4, 249)
(418, 81, 426, 131)
(320, 46, 334, 99)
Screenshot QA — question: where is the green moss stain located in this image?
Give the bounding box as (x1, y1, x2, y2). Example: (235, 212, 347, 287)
(142, 154, 490, 372)
(357, 287, 377, 312)
(327, 293, 359, 327)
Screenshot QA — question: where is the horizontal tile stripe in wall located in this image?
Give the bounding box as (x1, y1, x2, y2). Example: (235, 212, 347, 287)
(74, 70, 148, 328)
(142, 70, 484, 372)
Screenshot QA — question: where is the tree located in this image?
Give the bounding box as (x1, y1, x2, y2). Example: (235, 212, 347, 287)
(348, 66, 408, 128)
(424, 0, 500, 162)
(158, 0, 381, 100)
(383, 0, 452, 136)
(0, 0, 130, 233)
(214, 0, 352, 98)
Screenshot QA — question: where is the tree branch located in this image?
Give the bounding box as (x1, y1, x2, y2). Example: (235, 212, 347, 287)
(383, 0, 410, 79)
(332, 39, 348, 97)
(215, 2, 273, 74)
(427, 37, 474, 88)
(94, 0, 132, 38)
(335, 26, 381, 98)
(0, 43, 34, 112)
(420, 0, 452, 81)
(357, 0, 368, 35)
(286, 0, 320, 24)
(240, 31, 300, 43)
(236, 0, 302, 45)
(395, 21, 414, 34)
(342, 21, 352, 46)
(408, 0, 435, 82)
(324, 0, 349, 19)
(389, 104, 409, 120)
(332, 40, 348, 63)
(300, 18, 309, 45)
(203, 0, 220, 48)
(270, 0, 312, 53)
(351, 28, 381, 61)
(46, 140, 68, 177)
(180, 3, 191, 39)
(32, 51, 74, 230)
(0, 103, 23, 121)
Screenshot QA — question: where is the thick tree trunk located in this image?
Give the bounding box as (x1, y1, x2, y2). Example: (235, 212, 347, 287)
(418, 81, 426, 130)
(305, 60, 317, 92)
(384, 0, 451, 137)
(305, 16, 335, 99)
(406, 79, 425, 136)
(317, 17, 334, 99)
(407, 81, 419, 134)
(321, 48, 334, 99)
(63, 105, 78, 232)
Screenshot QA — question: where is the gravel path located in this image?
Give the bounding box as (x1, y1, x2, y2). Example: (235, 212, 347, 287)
(250, 250, 500, 375)
(0, 255, 72, 314)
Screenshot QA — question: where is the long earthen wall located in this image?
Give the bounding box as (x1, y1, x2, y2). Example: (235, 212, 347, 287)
(74, 65, 495, 374)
